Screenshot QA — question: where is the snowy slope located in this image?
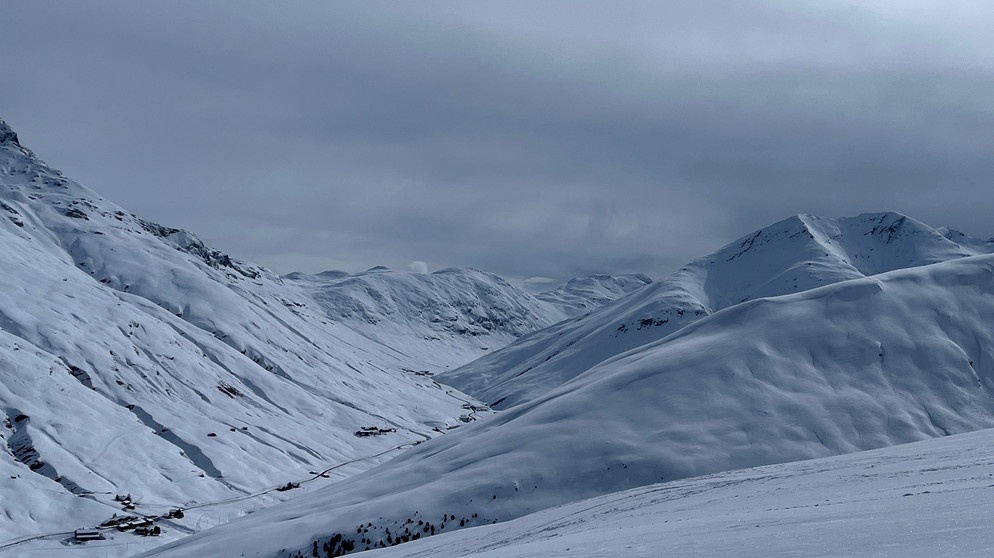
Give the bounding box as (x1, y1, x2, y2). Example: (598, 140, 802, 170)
(144, 253, 994, 558)
(284, 269, 649, 374)
(0, 119, 497, 550)
(533, 274, 652, 315)
(329, 427, 994, 558)
(441, 212, 990, 409)
(283, 268, 593, 374)
(938, 225, 994, 255)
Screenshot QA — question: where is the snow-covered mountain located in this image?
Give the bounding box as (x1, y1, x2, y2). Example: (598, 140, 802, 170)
(0, 119, 507, 549)
(9, 112, 994, 558)
(0, 118, 647, 555)
(441, 212, 992, 409)
(144, 252, 994, 558)
(533, 273, 652, 315)
(282, 268, 645, 373)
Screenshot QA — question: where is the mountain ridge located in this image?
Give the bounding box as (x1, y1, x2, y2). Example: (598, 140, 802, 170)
(0, 119, 494, 547)
(440, 211, 992, 409)
(282, 267, 648, 372)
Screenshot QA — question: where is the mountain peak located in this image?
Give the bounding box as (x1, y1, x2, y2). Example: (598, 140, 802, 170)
(0, 119, 21, 146)
(853, 210, 908, 221)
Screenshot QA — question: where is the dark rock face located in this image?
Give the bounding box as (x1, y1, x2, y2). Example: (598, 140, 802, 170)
(0, 119, 20, 146)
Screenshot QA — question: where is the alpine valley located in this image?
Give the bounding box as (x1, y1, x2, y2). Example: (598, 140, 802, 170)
(3, 117, 994, 557)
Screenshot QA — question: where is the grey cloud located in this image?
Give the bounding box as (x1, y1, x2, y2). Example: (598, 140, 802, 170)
(2, 1, 993, 282)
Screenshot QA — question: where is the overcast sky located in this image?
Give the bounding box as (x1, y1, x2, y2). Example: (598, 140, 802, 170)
(2, 2, 993, 284)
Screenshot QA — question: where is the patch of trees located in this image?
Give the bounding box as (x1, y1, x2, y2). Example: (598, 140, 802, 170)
(294, 510, 487, 557)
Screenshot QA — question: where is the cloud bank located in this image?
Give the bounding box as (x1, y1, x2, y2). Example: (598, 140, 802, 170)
(2, 1, 992, 281)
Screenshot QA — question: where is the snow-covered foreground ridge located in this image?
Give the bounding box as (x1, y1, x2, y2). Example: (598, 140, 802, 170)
(344, 426, 994, 558)
(441, 211, 992, 409)
(146, 252, 994, 558)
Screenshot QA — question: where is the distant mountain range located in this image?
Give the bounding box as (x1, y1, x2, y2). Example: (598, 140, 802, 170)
(283, 267, 648, 372)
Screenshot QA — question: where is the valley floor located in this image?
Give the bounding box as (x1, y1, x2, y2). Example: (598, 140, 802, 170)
(0, 443, 412, 557)
(356, 427, 994, 558)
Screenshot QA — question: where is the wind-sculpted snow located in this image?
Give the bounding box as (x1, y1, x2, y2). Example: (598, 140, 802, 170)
(144, 254, 994, 558)
(441, 212, 991, 409)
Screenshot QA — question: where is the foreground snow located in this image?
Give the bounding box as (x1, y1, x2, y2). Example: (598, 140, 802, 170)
(359, 427, 994, 557)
